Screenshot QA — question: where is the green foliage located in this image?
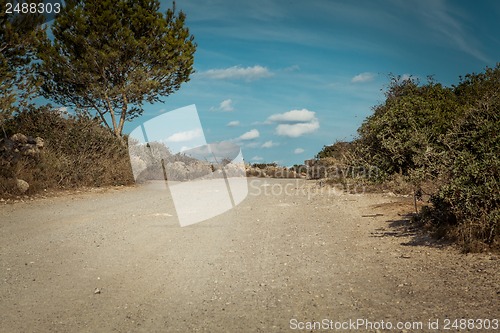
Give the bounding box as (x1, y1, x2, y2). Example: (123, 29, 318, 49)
(36, 0, 196, 138)
(432, 68, 500, 247)
(357, 75, 460, 177)
(0, 0, 44, 122)
(315, 141, 353, 160)
(319, 66, 500, 250)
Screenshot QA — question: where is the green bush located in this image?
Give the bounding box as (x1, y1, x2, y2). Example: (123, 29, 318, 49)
(318, 66, 500, 251)
(356, 76, 460, 176)
(431, 69, 500, 249)
(316, 141, 354, 160)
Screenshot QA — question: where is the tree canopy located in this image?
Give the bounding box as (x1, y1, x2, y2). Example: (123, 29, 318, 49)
(0, 0, 44, 123)
(36, 0, 196, 138)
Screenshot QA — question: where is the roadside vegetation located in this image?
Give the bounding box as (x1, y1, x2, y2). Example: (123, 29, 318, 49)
(246, 163, 306, 178)
(1, 106, 134, 194)
(316, 66, 499, 251)
(1, 1, 497, 252)
(1, 0, 195, 196)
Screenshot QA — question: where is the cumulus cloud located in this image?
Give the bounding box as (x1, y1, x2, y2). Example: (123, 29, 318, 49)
(276, 120, 320, 138)
(261, 140, 278, 148)
(226, 120, 240, 127)
(238, 129, 260, 140)
(220, 99, 234, 111)
(201, 65, 273, 81)
(165, 128, 203, 142)
(211, 98, 235, 112)
(251, 156, 264, 161)
(266, 109, 316, 123)
(267, 108, 320, 137)
(294, 148, 305, 154)
(351, 72, 376, 83)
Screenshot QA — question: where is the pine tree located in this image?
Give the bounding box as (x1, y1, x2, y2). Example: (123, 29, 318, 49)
(0, 0, 44, 124)
(36, 0, 196, 138)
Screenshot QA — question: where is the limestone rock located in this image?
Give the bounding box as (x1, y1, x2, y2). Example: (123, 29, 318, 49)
(16, 179, 29, 193)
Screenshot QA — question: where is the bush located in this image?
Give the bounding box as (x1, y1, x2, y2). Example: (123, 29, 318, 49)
(316, 141, 354, 160)
(1, 105, 134, 195)
(245, 163, 302, 179)
(356, 76, 460, 177)
(251, 162, 277, 169)
(430, 71, 500, 249)
(317, 66, 500, 251)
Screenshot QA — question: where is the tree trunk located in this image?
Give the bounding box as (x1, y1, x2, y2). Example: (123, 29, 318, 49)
(104, 93, 119, 137)
(117, 93, 128, 139)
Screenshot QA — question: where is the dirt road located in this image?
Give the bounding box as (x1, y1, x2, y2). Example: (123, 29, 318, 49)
(1, 179, 498, 332)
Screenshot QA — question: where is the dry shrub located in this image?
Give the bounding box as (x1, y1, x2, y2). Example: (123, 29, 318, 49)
(0, 105, 134, 196)
(380, 173, 415, 195)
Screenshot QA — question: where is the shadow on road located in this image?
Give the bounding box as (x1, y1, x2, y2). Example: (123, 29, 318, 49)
(370, 213, 453, 249)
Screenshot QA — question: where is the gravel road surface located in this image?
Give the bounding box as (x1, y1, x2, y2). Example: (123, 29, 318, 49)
(1, 179, 498, 332)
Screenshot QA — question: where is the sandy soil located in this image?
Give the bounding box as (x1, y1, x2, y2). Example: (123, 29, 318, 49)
(0, 179, 498, 332)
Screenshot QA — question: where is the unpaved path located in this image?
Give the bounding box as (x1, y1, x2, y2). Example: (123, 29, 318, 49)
(0, 179, 498, 332)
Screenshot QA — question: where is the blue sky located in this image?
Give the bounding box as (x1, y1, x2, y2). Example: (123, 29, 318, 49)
(120, 0, 500, 167)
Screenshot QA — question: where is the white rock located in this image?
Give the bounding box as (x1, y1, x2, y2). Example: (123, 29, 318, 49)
(16, 179, 29, 193)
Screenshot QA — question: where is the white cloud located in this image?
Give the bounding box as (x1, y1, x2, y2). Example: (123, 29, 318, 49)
(220, 99, 233, 111)
(266, 109, 316, 123)
(351, 72, 376, 83)
(276, 120, 320, 138)
(294, 148, 305, 154)
(238, 129, 260, 140)
(251, 156, 264, 161)
(220, 99, 234, 111)
(211, 98, 234, 112)
(414, 0, 490, 63)
(267, 108, 320, 137)
(165, 128, 203, 142)
(201, 65, 273, 81)
(227, 120, 240, 127)
(261, 140, 278, 148)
